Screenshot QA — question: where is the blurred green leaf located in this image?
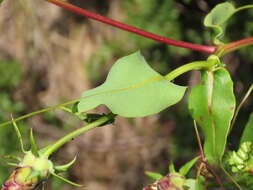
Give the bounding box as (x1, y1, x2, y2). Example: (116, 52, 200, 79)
(185, 176, 205, 190)
(204, 2, 236, 44)
(240, 113, 253, 145)
(188, 68, 235, 164)
(0, 60, 22, 89)
(78, 52, 186, 117)
(145, 171, 163, 181)
(179, 156, 199, 175)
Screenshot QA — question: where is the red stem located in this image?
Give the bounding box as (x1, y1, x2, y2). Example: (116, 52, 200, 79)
(221, 37, 253, 55)
(47, 0, 216, 54)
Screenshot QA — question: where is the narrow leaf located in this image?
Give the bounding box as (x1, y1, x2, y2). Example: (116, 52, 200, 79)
(1, 155, 21, 161)
(78, 52, 186, 117)
(240, 113, 253, 144)
(179, 157, 199, 175)
(204, 2, 236, 44)
(30, 129, 39, 157)
(188, 68, 236, 164)
(145, 171, 163, 181)
(11, 117, 27, 154)
(51, 172, 82, 187)
(7, 162, 19, 167)
(54, 156, 77, 172)
(169, 161, 176, 173)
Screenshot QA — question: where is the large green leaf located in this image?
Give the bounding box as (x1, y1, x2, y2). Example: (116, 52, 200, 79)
(204, 2, 236, 44)
(240, 113, 253, 144)
(188, 68, 235, 164)
(78, 52, 186, 117)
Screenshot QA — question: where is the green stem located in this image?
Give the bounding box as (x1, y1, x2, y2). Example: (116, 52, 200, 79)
(165, 58, 218, 81)
(235, 4, 253, 13)
(43, 113, 115, 158)
(0, 99, 79, 128)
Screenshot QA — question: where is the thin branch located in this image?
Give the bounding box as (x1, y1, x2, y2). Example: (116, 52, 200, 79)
(218, 37, 253, 56)
(193, 120, 205, 160)
(0, 99, 79, 128)
(46, 0, 216, 54)
(230, 83, 253, 132)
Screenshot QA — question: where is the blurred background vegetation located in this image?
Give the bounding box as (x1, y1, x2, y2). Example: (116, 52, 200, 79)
(0, 0, 252, 189)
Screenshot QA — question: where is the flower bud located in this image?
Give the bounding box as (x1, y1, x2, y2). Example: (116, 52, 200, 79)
(143, 173, 186, 190)
(1, 167, 38, 190)
(1, 151, 54, 190)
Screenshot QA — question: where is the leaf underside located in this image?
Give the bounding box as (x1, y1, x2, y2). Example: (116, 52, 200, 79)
(204, 2, 236, 44)
(78, 52, 186, 117)
(188, 68, 235, 164)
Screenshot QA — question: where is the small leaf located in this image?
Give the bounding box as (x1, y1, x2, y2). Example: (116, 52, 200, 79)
(179, 157, 199, 175)
(54, 156, 77, 172)
(1, 155, 21, 161)
(169, 161, 176, 173)
(7, 162, 19, 167)
(78, 52, 186, 117)
(188, 68, 236, 164)
(11, 117, 27, 154)
(51, 172, 82, 187)
(145, 171, 163, 181)
(240, 113, 253, 144)
(204, 2, 236, 44)
(30, 129, 39, 157)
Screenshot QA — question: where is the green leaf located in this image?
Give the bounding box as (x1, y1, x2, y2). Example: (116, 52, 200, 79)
(179, 157, 199, 175)
(240, 113, 253, 144)
(51, 172, 82, 187)
(204, 2, 236, 44)
(145, 171, 163, 181)
(78, 52, 186, 117)
(188, 68, 235, 164)
(169, 161, 176, 173)
(12, 118, 27, 154)
(30, 129, 39, 157)
(54, 156, 77, 172)
(185, 176, 205, 190)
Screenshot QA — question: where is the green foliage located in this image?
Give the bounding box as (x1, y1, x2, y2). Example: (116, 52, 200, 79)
(143, 159, 202, 190)
(0, 60, 22, 89)
(145, 171, 163, 181)
(123, 0, 181, 48)
(1, 1, 253, 189)
(78, 52, 186, 117)
(204, 2, 236, 44)
(0, 60, 27, 184)
(179, 157, 199, 176)
(227, 141, 253, 173)
(188, 67, 236, 164)
(240, 113, 253, 144)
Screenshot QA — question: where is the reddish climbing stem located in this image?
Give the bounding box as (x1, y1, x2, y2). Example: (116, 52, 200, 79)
(46, 0, 216, 54)
(218, 37, 253, 56)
